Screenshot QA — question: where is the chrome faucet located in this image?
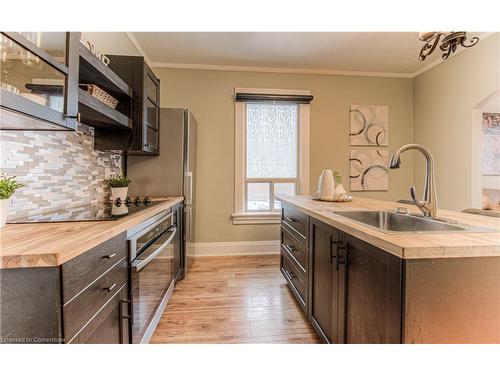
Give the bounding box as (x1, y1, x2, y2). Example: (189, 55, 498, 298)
(389, 144, 438, 218)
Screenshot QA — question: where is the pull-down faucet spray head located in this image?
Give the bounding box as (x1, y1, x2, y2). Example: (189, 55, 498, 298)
(388, 153, 401, 169)
(388, 144, 438, 218)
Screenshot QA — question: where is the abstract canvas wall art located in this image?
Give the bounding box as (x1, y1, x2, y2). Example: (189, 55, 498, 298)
(482, 113, 500, 176)
(349, 148, 389, 191)
(349, 105, 389, 146)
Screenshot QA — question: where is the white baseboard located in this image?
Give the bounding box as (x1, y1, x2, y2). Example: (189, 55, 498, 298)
(191, 240, 280, 257)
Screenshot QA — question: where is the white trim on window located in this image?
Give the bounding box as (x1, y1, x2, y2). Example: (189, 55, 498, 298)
(231, 211, 281, 225)
(233, 87, 311, 225)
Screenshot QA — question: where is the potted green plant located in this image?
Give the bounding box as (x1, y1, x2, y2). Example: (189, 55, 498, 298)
(0, 173, 24, 228)
(333, 171, 348, 199)
(105, 175, 131, 201)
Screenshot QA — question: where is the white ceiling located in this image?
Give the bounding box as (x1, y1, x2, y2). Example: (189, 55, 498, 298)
(131, 32, 484, 77)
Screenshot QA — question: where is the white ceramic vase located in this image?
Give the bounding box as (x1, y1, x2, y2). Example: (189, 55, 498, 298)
(0, 198, 11, 228)
(334, 182, 348, 200)
(111, 187, 128, 201)
(317, 169, 335, 201)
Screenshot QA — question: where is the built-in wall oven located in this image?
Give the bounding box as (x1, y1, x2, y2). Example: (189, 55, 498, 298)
(128, 207, 180, 344)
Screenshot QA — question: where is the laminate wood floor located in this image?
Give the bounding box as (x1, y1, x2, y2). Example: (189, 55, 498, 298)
(150, 255, 320, 344)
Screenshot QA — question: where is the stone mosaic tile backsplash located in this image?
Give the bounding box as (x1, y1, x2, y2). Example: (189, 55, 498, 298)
(0, 123, 122, 220)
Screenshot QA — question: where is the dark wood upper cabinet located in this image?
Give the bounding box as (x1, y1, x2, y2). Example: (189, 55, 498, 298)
(0, 32, 134, 141)
(107, 55, 160, 156)
(341, 234, 403, 344)
(77, 44, 133, 133)
(309, 218, 340, 343)
(0, 32, 80, 130)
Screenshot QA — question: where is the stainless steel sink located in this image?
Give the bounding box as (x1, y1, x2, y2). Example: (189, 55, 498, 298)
(332, 211, 470, 233)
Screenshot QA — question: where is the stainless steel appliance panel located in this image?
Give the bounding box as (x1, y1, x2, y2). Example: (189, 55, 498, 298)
(183, 110, 197, 272)
(127, 108, 197, 278)
(129, 210, 179, 344)
(127, 108, 185, 198)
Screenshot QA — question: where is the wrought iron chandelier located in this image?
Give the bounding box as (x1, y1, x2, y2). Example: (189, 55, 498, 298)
(418, 32, 479, 61)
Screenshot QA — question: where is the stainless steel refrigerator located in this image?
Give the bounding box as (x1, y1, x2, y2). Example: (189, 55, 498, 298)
(127, 108, 197, 278)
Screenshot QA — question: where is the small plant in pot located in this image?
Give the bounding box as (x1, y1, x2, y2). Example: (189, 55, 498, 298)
(0, 173, 24, 228)
(105, 175, 131, 201)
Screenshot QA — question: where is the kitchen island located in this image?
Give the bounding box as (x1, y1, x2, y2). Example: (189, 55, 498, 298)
(276, 195, 500, 344)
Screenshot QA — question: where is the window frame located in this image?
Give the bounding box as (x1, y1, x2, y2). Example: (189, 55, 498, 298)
(233, 88, 310, 225)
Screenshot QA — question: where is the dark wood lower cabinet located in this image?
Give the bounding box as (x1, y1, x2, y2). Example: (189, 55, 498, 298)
(0, 266, 63, 343)
(281, 250, 307, 312)
(282, 213, 403, 344)
(69, 283, 130, 344)
(0, 232, 131, 344)
(342, 234, 402, 344)
(309, 218, 340, 343)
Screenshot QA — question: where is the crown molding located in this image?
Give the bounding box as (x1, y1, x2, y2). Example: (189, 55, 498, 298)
(126, 31, 497, 79)
(148, 61, 414, 78)
(125, 32, 152, 66)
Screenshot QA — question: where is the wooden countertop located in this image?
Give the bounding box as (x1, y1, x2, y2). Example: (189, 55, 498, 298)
(276, 195, 500, 259)
(0, 196, 184, 269)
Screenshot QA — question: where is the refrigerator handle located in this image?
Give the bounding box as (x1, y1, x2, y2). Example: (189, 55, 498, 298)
(184, 172, 193, 205)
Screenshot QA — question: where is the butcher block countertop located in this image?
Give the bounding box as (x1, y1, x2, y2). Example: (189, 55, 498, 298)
(276, 195, 500, 259)
(0, 196, 183, 270)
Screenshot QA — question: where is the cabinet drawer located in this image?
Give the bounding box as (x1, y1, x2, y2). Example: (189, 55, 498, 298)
(281, 250, 307, 311)
(281, 226, 307, 272)
(68, 283, 129, 344)
(281, 203, 308, 245)
(61, 232, 127, 304)
(63, 259, 128, 341)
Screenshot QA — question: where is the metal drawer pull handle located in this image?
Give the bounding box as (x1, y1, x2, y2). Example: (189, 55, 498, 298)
(285, 217, 296, 222)
(287, 270, 296, 279)
(103, 253, 116, 259)
(120, 300, 131, 320)
(287, 245, 296, 252)
(103, 283, 117, 292)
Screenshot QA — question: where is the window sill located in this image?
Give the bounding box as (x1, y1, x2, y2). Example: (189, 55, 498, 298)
(232, 212, 281, 225)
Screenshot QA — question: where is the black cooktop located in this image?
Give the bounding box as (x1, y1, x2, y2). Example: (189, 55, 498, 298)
(9, 197, 162, 223)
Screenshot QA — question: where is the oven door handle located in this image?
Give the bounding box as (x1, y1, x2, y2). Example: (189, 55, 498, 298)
(131, 226, 177, 272)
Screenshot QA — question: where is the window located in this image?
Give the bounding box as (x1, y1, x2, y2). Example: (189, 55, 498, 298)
(246, 102, 298, 211)
(233, 88, 311, 224)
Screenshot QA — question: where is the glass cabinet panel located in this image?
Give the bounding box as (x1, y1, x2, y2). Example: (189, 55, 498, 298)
(1, 33, 66, 113)
(146, 98, 158, 129)
(146, 126, 158, 150)
(146, 74, 157, 103)
(18, 32, 67, 64)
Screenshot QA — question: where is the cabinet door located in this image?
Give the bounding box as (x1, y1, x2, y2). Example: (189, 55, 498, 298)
(0, 32, 79, 130)
(142, 64, 160, 155)
(341, 234, 402, 344)
(68, 283, 130, 344)
(309, 218, 340, 343)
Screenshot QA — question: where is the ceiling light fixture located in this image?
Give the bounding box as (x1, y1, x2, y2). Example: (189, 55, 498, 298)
(418, 32, 479, 61)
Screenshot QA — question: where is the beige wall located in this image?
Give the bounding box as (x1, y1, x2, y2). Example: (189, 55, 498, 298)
(153, 68, 413, 242)
(413, 33, 500, 211)
(81, 32, 141, 56)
